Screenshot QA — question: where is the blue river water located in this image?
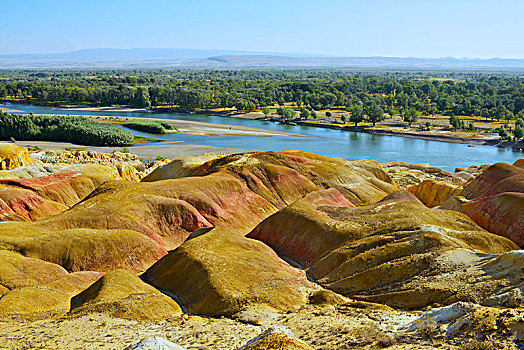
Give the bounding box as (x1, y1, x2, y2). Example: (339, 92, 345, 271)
(2, 103, 523, 171)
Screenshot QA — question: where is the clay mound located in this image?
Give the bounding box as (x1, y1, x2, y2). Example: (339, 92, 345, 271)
(143, 227, 317, 317)
(0, 185, 66, 221)
(440, 162, 524, 247)
(0, 151, 399, 273)
(407, 179, 463, 208)
(145, 150, 399, 207)
(70, 269, 182, 320)
(513, 158, 524, 169)
(0, 250, 68, 291)
(459, 163, 524, 200)
(0, 174, 276, 274)
(0, 270, 102, 318)
(0, 286, 72, 317)
(239, 326, 313, 350)
(57, 173, 276, 246)
(0, 170, 109, 221)
(0, 143, 36, 170)
(142, 153, 226, 182)
(247, 189, 520, 309)
(11, 228, 167, 272)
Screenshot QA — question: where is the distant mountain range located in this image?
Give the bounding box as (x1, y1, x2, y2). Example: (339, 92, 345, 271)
(1, 48, 524, 69)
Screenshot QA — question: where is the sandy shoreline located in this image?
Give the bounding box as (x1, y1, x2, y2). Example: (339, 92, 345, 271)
(3, 103, 522, 149)
(0, 104, 305, 138)
(0, 106, 25, 113)
(100, 115, 307, 137)
(54, 105, 150, 113)
(19, 140, 250, 160)
(228, 112, 524, 150)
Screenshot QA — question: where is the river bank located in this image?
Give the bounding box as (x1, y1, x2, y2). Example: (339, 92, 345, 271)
(19, 140, 249, 160)
(95, 115, 307, 138)
(3, 102, 522, 149)
(226, 112, 524, 150)
(2, 102, 523, 171)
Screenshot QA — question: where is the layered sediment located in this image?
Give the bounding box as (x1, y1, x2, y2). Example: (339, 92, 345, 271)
(0, 143, 523, 349)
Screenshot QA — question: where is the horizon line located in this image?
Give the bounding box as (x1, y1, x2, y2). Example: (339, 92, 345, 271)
(1, 48, 523, 61)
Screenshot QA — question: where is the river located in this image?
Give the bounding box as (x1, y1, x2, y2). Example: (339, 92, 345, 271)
(2, 103, 523, 171)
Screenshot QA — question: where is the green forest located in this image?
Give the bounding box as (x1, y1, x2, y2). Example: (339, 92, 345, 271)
(1, 69, 523, 120)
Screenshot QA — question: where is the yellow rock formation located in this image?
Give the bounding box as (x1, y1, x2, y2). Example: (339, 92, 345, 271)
(0, 143, 36, 170)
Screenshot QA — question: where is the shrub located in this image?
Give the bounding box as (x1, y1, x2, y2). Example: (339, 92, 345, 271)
(123, 119, 167, 134)
(514, 125, 523, 140)
(463, 340, 497, 350)
(415, 316, 440, 339)
(276, 107, 296, 120)
(157, 120, 174, 130)
(497, 127, 509, 138)
(450, 115, 461, 129)
(0, 112, 134, 146)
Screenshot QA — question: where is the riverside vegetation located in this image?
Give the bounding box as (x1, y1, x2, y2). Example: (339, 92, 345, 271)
(122, 119, 174, 134)
(1, 69, 523, 120)
(0, 111, 134, 146)
(3, 69, 524, 144)
(0, 142, 524, 349)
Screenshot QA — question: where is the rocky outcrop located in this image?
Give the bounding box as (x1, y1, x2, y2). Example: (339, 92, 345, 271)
(33, 150, 144, 181)
(125, 337, 186, 350)
(70, 269, 182, 320)
(407, 179, 463, 207)
(0, 143, 36, 170)
(440, 162, 524, 247)
(31, 149, 170, 181)
(238, 326, 313, 350)
(247, 189, 520, 309)
(381, 160, 461, 188)
(143, 227, 317, 317)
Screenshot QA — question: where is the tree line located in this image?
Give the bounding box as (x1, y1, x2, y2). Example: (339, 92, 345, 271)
(1, 69, 523, 119)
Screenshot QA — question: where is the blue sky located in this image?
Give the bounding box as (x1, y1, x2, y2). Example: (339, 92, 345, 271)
(1, 0, 523, 58)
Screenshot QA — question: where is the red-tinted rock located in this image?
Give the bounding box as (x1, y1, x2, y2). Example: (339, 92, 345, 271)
(0, 171, 108, 221)
(440, 162, 524, 247)
(247, 190, 519, 309)
(513, 159, 524, 169)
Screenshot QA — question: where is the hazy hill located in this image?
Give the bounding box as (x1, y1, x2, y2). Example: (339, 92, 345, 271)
(0, 48, 523, 69)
